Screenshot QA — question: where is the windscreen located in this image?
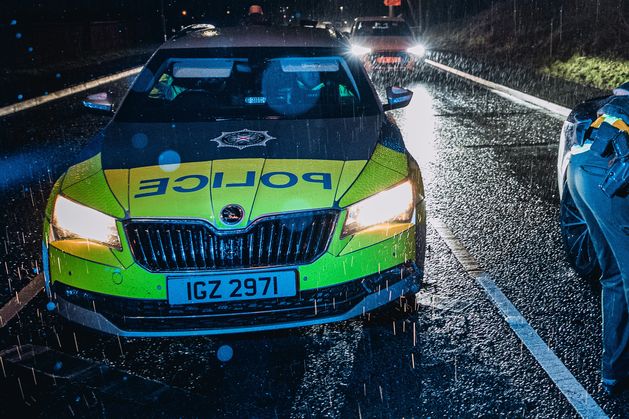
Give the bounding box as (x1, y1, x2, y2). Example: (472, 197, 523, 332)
(116, 48, 380, 122)
(353, 20, 413, 37)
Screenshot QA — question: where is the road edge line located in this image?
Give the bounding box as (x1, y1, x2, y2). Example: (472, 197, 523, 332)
(0, 274, 44, 327)
(0, 66, 143, 118)
(429, 218, 608, 419)
(424, 58, 571, 120)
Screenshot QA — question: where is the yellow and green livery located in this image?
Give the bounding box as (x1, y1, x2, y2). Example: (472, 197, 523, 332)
(43, 25, 426, 336)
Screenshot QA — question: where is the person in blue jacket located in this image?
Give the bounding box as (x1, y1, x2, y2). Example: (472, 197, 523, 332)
(567, 81, 629, 395)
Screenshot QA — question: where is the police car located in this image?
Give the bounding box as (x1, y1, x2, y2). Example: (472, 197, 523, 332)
(44, 25, 426, 336)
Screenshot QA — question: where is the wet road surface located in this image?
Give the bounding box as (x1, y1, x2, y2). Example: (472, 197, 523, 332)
(0, 66, 627, 417)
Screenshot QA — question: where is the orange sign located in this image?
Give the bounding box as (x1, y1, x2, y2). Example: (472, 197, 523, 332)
(384, 0, 401, 6)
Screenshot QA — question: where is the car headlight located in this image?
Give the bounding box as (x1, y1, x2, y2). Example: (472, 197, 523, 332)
(342, 180, 414, 238)
(407, 44, 426, 57)
(51, 195, 121, 249)
(350, 44, 371, 56)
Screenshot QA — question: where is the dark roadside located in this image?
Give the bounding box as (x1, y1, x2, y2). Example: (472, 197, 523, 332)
(0, 44, 158, 108)
(418, 0, 627, 108)
(426, 50, 609, 110)
(0, 44, 156, 306)
(0, 77, 133, 308)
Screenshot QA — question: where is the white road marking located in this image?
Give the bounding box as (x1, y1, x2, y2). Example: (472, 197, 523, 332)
(0, 274, 44, 327)
(424, 59, 571, 120)
(0, 66, 142, 117)
(430, 218, 607, 419)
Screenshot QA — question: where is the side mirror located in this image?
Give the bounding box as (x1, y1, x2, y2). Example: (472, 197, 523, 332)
(382, 86, 413, 111)
(82, 92, 115, 114)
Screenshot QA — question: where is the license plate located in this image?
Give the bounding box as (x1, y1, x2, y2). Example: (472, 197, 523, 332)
(376, 56, 402, 64)
(167, 270, 298, 305)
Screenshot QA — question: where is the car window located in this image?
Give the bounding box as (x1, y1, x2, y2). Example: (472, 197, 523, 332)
(353, 20, 412, 37)
(116, 48, 380, 122)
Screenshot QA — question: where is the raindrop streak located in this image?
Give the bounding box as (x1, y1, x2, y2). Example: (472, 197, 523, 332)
(17, 377, 24, 399)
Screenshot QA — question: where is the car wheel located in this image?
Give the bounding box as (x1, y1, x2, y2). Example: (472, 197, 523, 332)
(560, 184, 600, 281)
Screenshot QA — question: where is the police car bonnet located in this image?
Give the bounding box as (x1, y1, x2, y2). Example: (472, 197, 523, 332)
(100, 117, 383, 170)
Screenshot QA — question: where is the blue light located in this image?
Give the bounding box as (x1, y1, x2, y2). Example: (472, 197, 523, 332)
(131, 133, 148, 149)
(158, 150, 181, 172)
(217, 344, 233, 362)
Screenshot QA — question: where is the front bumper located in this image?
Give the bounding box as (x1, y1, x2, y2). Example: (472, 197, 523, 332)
(52, 263, 421, 337)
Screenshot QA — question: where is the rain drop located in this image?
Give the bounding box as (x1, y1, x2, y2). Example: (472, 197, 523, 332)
(131, 133, 148, 149)
(158, 150, 181, 172)
(217, 344, 233, 362)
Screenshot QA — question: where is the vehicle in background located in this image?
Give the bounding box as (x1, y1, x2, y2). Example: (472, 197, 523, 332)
(348, 16, 425, 72)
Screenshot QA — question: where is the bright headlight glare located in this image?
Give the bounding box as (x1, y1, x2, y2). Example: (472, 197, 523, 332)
(350, 44, 371, 56)
(342, 180, 414, 238)
(51, 195, 121, 249)
(407, 44, 426, 57)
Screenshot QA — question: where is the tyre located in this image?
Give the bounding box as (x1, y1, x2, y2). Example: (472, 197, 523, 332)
(560, 183, 600, 281)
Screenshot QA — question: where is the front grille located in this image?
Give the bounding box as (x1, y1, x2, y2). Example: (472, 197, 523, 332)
(124, 211, 338, 272)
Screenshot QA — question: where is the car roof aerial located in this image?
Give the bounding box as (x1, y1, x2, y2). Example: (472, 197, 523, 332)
(161, 25, 347, 50)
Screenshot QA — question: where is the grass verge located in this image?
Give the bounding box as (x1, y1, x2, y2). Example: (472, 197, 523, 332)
(543, 55, 629, 90)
